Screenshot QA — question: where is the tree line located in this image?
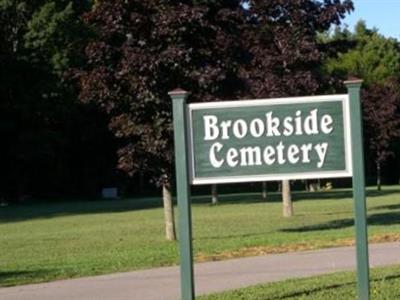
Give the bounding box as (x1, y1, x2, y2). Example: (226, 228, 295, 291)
(1, 1, 400, 239)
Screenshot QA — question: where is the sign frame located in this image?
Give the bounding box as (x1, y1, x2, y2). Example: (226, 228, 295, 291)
(187, 94, 353, 185)
(169, 80, 370, 300)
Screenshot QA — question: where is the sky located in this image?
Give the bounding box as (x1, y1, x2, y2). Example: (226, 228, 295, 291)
(343, 0, 400, 39)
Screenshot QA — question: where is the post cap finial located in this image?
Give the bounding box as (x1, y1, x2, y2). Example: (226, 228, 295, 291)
(344, 76, 363, 86)
(168, 88, 189, 97)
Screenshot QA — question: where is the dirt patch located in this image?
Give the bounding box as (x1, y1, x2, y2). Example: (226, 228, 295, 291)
(195, 233, 400, 262)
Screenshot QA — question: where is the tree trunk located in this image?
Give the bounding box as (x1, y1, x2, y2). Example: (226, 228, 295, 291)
(162, 184, 176, 241)
(211, 184, 218, 205)
(262, 182, 267, 200)
(282, 180, 293, 217)
(377, 161, 382, 191)
(139, 170, 144, 193)
(304, 180, 309, 191)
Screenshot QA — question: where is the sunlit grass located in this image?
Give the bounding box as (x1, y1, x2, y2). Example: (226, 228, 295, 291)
(200, 265, 400, 300)
(0, 185, 399, 286)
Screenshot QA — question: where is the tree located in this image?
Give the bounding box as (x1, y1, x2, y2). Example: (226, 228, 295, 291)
(362, 80, 400, 190)
(24, 1, 92, 75)
(324, 20, 400, 189)
(78, 0, 354, 228)
(325, 21, 400, 86)
(78, 1, 246, 240)
(241, 0, 353, 216)
(282, 180, 293, 217)
(261, 182, 267, 200)
(0, 1, 116, 199)
(211, 184, 218, 205)
(242, 0, 353, 97)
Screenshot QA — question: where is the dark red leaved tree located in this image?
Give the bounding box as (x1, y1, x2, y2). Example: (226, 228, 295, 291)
(241, 0, 353, 216)
(78, 0, 354, 238)
(78, 0, 247, 240)
(362, 79, 400, 191)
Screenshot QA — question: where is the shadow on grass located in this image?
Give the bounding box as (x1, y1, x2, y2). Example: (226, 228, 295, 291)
(280, 211, 400, 233)
(277, 280, 355, 299)
(371, 204, 400, 211)
(195, 230, 276, 241)
(192, 192, 281, 204)
(0, 197, 163, 224)
(0, 270, 53, 287)
(193, 188, 400, 206)
(276, 273, 400, 299)
(1, 188, 399, 224)
(292, 188, 399, 201)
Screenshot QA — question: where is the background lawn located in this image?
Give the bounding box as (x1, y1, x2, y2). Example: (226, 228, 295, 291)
(0, 186, 400, 286)
(199, 265, 400, 300)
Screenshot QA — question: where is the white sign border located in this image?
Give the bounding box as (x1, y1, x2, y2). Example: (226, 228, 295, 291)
(187, 94, 353, 185)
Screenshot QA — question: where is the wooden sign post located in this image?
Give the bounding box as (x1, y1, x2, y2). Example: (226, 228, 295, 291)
(170, 84, 370, 300)
(169, 89, 195, 300)
(345, 79, 370, 300)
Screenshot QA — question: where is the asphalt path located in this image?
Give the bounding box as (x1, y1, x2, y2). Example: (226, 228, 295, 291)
(1, 242, 399, 300)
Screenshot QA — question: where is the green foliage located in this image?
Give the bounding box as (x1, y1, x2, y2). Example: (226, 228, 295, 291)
(1, 187, 400, 286)
(24, 1, 91, 74)
(25, 2, 75, 72)
(323, 21, 400, 185)
(325, 20, 400, 85)
(0, 0, 92, 78)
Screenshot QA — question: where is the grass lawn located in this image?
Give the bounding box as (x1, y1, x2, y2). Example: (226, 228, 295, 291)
(0, 186, 400, 286)
(199, 265, 400, 300)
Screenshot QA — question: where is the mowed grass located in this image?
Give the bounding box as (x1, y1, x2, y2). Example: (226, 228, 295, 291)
(199, 265, 400, 300)
(0, 186, 400, 286)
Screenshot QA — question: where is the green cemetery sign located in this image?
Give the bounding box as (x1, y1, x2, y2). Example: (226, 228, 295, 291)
(170, 80, 370, 300)
(188, 95, 352, 184)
